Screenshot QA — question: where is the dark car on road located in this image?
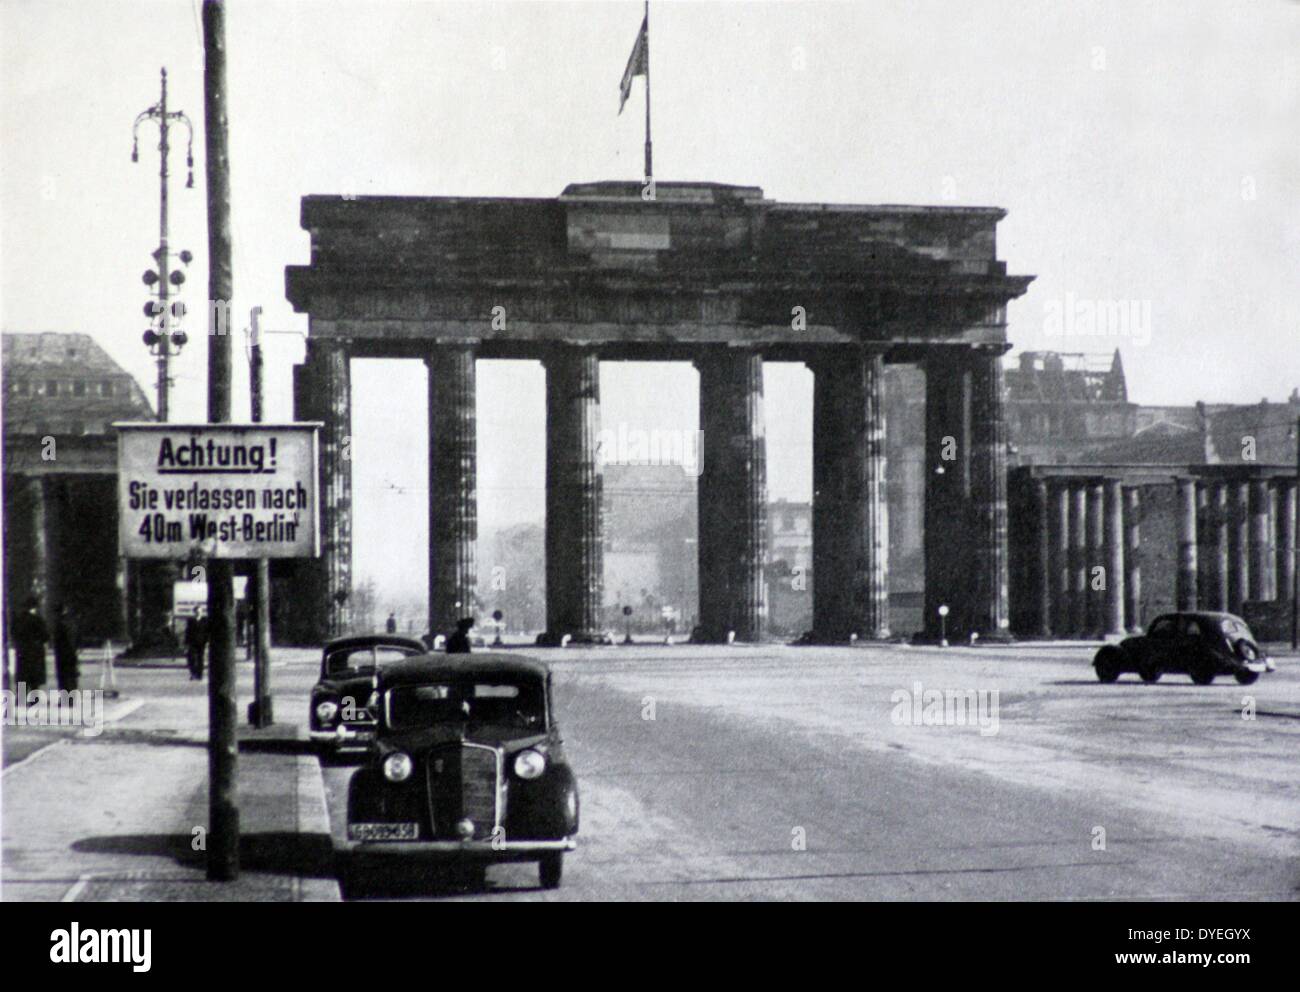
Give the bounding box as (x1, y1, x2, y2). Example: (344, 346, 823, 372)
(1093, 611, 1275, 685)
(310, 635, 427, 755)
(343, 653, 579, 889)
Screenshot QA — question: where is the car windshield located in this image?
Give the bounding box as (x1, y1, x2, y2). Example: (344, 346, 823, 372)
(1219, 617, 1252, 641)
(326, 645, 419, 678)
(386, 680, 545, 732)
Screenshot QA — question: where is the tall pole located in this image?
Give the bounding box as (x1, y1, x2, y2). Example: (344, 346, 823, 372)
(643, 1, 652, 182)
(1293, 416, 1299, 649)
(133, 68, 193, 421)
(157, 70, 171, 420)
(249, 307, 273, 728)
(203, 0, 239, 881)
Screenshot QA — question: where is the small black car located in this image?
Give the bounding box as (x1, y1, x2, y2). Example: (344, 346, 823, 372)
(309, 635, 427, 754)
(344, 653, 579, 889)
(1092, 611, 1275, 685)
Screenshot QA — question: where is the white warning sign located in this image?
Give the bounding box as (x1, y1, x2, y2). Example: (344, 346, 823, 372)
(116, 423, 320, 559)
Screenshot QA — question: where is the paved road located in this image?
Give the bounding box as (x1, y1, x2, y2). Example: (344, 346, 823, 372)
(316, 642, 1300, 901)
(6, 642, 1295, 900)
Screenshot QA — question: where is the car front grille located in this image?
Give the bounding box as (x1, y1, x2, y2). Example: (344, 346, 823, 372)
(425, 743, 501, 840)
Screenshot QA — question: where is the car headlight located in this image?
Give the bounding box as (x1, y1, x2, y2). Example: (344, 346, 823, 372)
(383, 752, 413, 782)
(513, 749, 546, 780)
(315, 700, 338, 724)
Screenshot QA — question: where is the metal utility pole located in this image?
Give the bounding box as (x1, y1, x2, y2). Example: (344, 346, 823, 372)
(249, 307, 273, 728)
(202, 0, 239, 881)
(1294, 415, 1299, 650)
(132, 68, 194, 422)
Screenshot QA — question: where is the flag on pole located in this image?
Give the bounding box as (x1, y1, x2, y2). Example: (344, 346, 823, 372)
(619, 14, 648, 114)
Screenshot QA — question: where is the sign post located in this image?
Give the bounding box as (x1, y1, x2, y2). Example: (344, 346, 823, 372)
(115, 421, 319, 880)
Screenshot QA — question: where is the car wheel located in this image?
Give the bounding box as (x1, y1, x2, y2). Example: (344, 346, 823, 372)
(1234, 670, 1259, 686)
(1138, 659, 1161, 683)
(1190, 659, 1216, 685)
(539, 851, 563, 889)
(1093, 647, 1121, 683)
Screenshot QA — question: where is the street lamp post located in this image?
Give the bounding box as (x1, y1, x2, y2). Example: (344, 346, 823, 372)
(132, 67, 194, 422)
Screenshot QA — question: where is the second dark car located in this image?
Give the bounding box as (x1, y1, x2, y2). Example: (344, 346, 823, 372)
(309, 634, 427, 755)
(1092, 611, 1275, 685)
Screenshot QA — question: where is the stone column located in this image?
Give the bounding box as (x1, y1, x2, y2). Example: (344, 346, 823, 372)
(27, 476, 48, 605)
(1228, 481, 1250, 614)
(1052, 482, 1071, 635)
(970, 350, 1011, 640)
(923, 351, 971, 638)
(1202, 483, 1229, 612)
(1124, 488, 1142, 632)
(812, 350, 889, 642)
(1176, 478, 1198, 612)
(426, 346, 478, 638)
(1249, 479, 1274, 603)
(697, 349, 767, 642)
(1278, 480, 1297, 607)
(1086, 480, 1105, 637)
(1034, 478, 1052, 637)
(292, 342, 353, 641)
(1103, 479, 1125, 637)
(543, 348, 605, 642)
(1069, 483, 1087, 637)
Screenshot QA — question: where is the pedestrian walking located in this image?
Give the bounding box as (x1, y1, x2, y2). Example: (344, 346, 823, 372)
(385, 612, 397, 634)
(53, 604, 79, 692)
(186, 607, 210, 680)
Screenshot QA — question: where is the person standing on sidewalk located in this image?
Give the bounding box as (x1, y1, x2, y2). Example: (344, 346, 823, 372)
(186, 607, 210, 680)
(446, 617, 475, 654)
(13, 597, 49, 690)
(53, 604, 79, 692)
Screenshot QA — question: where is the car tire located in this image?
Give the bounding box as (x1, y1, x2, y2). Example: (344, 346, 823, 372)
(1234, 670, 1259, 686)
(1138, 659, 1161, 683)
(539, 851, 563, 889)
(1093, 648, 1121, 683)
(1190, 659, 1216, 685)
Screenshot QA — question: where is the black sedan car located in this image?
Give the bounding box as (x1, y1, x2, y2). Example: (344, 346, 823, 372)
(309, 635, 427, 755)
(1092, 611, 1275, 685)
(344, 654, 579, 889)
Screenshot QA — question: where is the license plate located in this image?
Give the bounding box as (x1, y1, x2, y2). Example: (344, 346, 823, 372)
(349, 822, 418, 841)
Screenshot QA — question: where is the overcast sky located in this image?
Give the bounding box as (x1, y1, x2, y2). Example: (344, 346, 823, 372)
(3, 0, 1298, 606)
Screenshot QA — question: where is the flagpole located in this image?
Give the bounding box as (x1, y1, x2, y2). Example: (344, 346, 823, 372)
(643, 0, 653, 182)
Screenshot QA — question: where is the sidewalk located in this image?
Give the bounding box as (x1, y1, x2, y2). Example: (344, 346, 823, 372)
(1, 658, 340, 902)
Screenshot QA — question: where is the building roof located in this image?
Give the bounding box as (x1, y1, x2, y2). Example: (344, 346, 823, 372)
(1077, 398, 1299, 466)
(1006, 349, 1129, 405)
(2, 332, 154, 437)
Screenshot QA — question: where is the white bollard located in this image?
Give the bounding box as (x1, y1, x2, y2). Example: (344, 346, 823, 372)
(100, 640, 120, 698)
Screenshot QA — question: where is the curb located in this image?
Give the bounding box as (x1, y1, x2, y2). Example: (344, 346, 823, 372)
(294, 752, 342, 902)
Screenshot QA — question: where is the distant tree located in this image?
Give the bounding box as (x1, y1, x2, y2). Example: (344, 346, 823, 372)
(350, 576, 379, 634)
(480, 523, 545, 633)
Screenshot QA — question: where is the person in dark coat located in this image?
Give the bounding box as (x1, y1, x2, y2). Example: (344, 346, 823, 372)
(446, 617, 474, 654)
(53, 604, 79, 692)
(185, 608, 210, 680)
(385, 612, 397, 634)
(12, 597, 49, 690)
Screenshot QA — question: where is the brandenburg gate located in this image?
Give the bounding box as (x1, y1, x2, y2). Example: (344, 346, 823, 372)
(284, 181, 1034, 645)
